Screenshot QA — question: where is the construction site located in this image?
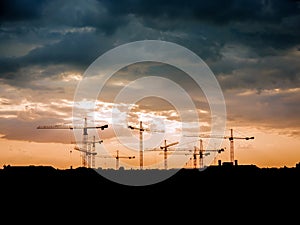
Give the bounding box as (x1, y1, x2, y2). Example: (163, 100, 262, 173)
(36, 117, 255, 171)
(2, 117, 299, 210)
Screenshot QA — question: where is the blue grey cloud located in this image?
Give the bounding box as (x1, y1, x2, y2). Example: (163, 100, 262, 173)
(0, 0, 299, 90)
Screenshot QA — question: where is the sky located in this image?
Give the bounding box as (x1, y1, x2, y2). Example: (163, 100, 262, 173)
(0, 0, 300, 170)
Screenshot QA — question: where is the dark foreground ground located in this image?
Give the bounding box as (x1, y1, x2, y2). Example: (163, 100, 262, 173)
(1, 163, 299, 222)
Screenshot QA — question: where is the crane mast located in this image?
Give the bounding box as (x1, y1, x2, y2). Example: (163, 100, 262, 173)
(72, 135, 103, 168)
(145, 139, 179, 170)
(96, 150, 135, 169)
(139, 121, 143, 170)
(82, 117, 88, 167)
(199, 139, 204, 168)
(193, 146, 197, 169)
(37, 117, 108, 168)
(115, 150, 135, 170)
(194, 144, 224, 169)
(160, 140, 179, 170)
(91, 136, 96, 168)
(162, 146, 224, 169)
(229, 129, 234, 163)
(227, 128, 254, 163)
(194, 128, 254, 163)
(128, 121, 150, 170)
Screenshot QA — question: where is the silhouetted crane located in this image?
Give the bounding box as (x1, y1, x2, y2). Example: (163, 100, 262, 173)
(128, 121, 150, 170)
(160, 140, 179, 170)
(194, 139, 225, 168)
(145, 139, 179, 170)
(72, 136, 103, 168)
(37, 117, 108, 167)
(186, 129, 254, 163)
(163, 145, 224, 169)
(96, 150, 135, 170)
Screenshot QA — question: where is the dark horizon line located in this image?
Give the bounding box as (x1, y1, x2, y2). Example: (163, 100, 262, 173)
(2, 160, 300, 171)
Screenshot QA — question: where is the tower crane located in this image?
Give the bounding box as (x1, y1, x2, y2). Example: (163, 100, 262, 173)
(160, 139, 179, 170)
(162, 145, 224, 169)
(37, 117, 108, 167)
(186, 128, 254, 163)
(145, 139, 179, 170)
(199, 139, 204, 168)
(128, 121, 150, 170)
(96, 150, 135, 170)
(191, 139, 215, 168)
(128, 120, 164, 169)
(194, 139, 225, 168)
(72, 135, 103, 168)
(163, 142, 224, 168)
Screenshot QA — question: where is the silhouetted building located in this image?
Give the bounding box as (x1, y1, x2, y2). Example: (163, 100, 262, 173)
(234, 159, 238, 166)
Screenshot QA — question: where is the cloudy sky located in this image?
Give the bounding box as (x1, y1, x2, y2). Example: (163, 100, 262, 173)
(0, 0, 300, 169)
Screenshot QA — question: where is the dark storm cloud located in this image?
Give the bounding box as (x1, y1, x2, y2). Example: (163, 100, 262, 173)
(99, 0, 300, 61)
(0, 0, 48, 22)
(0, 0, 128, 32)
(24, 32, 111, 67)
(227, 21, 300, 56)
(214, 51, 300, 91)
(0, 0, 299, 89)
(102, 0, 300, 26)
(43, 0, 129, 34)
(117, 0, 300, 58)
(0, 31, 114, 86)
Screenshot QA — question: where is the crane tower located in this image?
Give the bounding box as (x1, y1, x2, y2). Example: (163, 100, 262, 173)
(191, 129, 254, 163)
(128, 121, 150, 170)
(72, 135, 103, 168)
(160, 140, 179, 170)
(37, 117, 108, 168)
(96, 150, 135, 170)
